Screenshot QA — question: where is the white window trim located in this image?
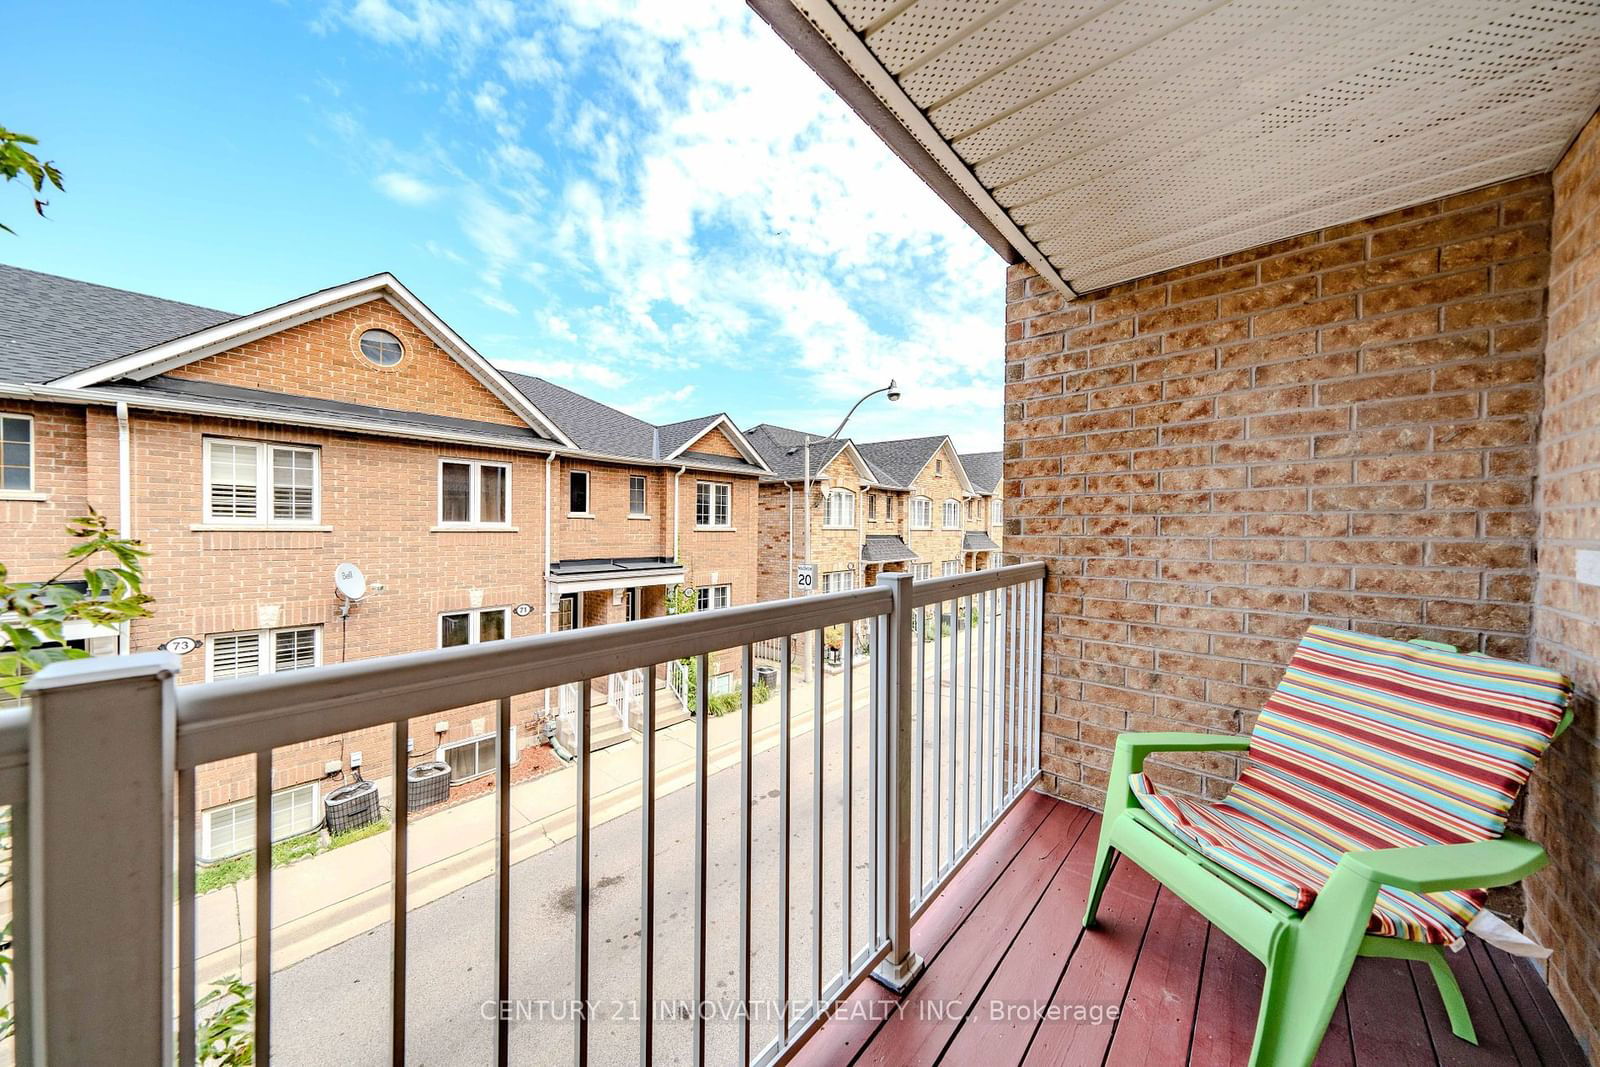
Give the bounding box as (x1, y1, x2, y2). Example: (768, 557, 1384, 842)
(695, 584, 732, 612)
(438, 728, 519, 784)
(0, 413, 37, 498)
(200, 781, 322, 862)
(942, 499, 961, 530)
(437, 457, 513, 528)
(823, 488, 856, 529)
(568, 469, 592, 518)
(204, 626, 323, 681)
(438, 607, 511, 647)
(203, 436, 321, 526)
(627, 474, 650, 519)
(912, 563, 932, 581)
(991, 498, 1003, 526)
(821, 571, 853, 594)
(695, 480, 733, 530)
(911, 496, 933, 530)
(942, 560, 961, 577)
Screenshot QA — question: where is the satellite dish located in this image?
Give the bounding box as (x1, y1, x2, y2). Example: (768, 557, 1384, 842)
(334, 562, 367, 602)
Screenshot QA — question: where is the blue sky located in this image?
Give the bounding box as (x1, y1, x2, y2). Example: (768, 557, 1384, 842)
(5, 0, 1004, 449)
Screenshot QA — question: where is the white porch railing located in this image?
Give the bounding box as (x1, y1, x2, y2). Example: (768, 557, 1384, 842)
(13, 562, 1044, 1065)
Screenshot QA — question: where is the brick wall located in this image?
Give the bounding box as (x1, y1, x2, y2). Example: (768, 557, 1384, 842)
(169, 298, 526, 427)
(1003, 175, 1552, 809)
(907, 440, 974, 572)
(1529, 110, 1600, 1058)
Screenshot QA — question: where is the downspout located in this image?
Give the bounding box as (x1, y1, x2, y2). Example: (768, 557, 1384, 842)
(673, 466, 686, 561)
(116, 402, 132, 654)
(543, 451, 556, 727)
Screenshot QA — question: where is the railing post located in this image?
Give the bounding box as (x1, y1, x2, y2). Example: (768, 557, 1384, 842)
(25, 653, 177, 1064)
(871, 572, 925, 993)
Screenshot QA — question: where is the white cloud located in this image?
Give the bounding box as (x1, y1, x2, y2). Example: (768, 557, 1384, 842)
(323, 0, 1003, 448)
(374, 171, 440, 205)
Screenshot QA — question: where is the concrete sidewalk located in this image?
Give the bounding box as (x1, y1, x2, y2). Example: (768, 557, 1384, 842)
(195, 658, 913, 983)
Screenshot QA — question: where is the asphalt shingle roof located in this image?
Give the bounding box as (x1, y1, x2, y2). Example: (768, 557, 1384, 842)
(959, 451, 1002, 494)
(855, 436, 948, 489)
(96, 377, 562, 448)
(743, 424, 851, 481)
(862, 535, 918, 563)
(0, 263, 237, 383)
(963, 531, 1001, 553)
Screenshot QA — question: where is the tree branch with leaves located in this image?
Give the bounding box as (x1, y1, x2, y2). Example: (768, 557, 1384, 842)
(0, 126, 63, 234)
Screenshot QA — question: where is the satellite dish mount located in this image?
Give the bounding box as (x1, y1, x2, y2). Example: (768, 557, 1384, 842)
(334, 562, 367, 618)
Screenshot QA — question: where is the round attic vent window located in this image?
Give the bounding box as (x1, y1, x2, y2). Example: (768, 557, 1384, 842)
(358, 329, 404, 366)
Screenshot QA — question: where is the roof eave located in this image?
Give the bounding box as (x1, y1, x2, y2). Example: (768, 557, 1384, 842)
(747, 0, 1076, 298)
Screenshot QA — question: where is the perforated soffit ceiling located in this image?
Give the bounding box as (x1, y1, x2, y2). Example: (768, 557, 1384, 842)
(754, 0, 1600, 296)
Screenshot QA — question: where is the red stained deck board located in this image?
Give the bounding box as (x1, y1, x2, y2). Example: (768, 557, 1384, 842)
(1103, 889, 1209, 1066)
(784, 792, 1585, 1067)
(853, 804, 1093, 1067)
(1480, 942, 1590, 1067)
(941, 804, 1106, 1065)
(1017, 859, 1160, 1067)
(1346, 957, 1438, 1067)
(787, 790, 1056, 1067)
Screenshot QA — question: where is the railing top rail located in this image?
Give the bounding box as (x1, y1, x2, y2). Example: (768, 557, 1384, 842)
(908, 560, 1045, 608)
(174, 584, 892, 770)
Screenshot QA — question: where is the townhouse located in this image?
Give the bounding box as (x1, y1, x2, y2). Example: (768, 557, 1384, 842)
(0, 264, 766, 859)
(746, 427, 1006, 606)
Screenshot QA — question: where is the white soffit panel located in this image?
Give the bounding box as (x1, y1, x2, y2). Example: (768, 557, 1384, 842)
(780, 0, 1600, 294)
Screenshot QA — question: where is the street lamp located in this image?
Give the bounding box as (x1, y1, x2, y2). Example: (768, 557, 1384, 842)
(790, 379, 901, 597)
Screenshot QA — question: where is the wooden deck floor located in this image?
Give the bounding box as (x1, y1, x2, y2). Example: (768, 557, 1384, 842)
(793, 791, 1586, 1067)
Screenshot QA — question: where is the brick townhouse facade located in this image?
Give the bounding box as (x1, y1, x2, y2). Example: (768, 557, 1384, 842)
(747, 427, 1005, 605)
(0, 265, 767, 860)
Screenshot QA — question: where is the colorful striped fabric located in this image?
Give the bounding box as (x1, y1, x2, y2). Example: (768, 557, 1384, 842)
(1132, 625, 1570, 944)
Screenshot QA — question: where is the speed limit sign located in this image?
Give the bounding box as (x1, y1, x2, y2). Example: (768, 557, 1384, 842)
(796, 563, 817, 591)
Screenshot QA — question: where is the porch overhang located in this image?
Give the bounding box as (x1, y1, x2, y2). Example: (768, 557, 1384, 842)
(547, 557, 685, 595)
(750, 0, 1600, 296)
(963, 531, 1000, 554)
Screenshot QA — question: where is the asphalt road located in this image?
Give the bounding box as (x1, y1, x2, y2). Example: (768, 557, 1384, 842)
(268, 623, 1013, 1066)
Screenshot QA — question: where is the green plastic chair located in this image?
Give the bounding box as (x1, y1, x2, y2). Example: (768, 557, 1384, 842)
(1082, 639, 1573, 1067)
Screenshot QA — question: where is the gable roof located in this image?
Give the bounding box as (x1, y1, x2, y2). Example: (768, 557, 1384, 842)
(0, 263, 237, 384)
(42, 271, 576, 448)
(656, 413, 769, 470)
(958, 451, 1001, 494)
(856, 435, 973, 494)
(743, 423, 884, 484)
(505, 374, 766, 473)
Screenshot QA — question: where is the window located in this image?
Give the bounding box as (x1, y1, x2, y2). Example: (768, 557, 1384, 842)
(887, 495, 896, 521)
(207, 627, 321, 680)
(967, 500, 976, 522)
(1, 414, 33, 493)
(557, 593, 578, 631)
(912, 563, 932, 581)
(695, 584, 731, 611)
(695, 481, 732, 528)
(942, 499, 961, 529)
(358, 328, 404, 366)
(204, 438, 319, 524)
(200, 781, 321, 861)
(569, 470, 590, 515)
(629, 475, 648, 516)
(824, 489, 855, 527)
(942, 560, 961, 577)
(441, 730, 517, 784)
(992, 498, 1002, 526)
(440, 608, 509, 647)
(935, 458, 943, 474)
(867, 493, 877, 521)
(910, 496, 932, 529)
(821, 571, 853, 594)
(439, 459, 509, 526)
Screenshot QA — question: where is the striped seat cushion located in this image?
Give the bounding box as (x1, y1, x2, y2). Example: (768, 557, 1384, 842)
(1131, 625, 1569, 944)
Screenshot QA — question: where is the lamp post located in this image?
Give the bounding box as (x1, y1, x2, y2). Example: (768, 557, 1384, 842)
(792, 380, 902, 597)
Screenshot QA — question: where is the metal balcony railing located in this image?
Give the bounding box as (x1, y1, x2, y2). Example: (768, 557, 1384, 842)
(11, 562, 1044, 1065)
